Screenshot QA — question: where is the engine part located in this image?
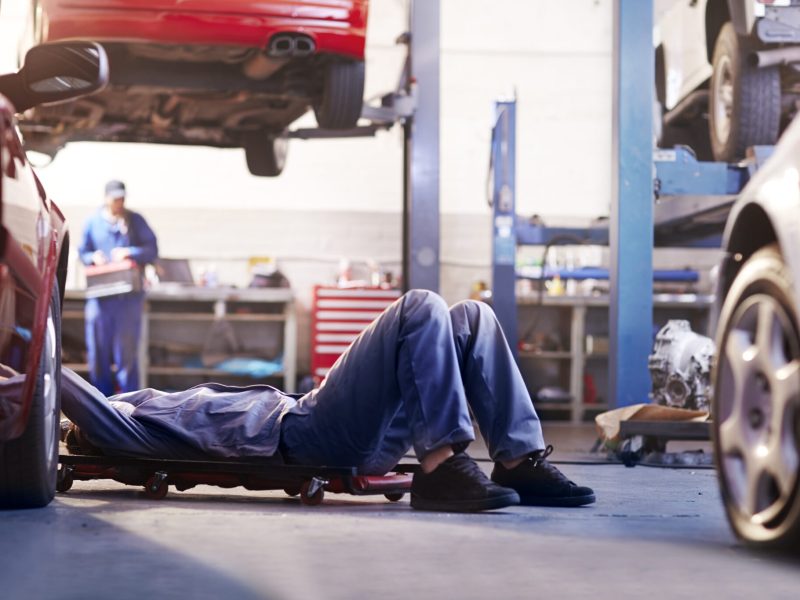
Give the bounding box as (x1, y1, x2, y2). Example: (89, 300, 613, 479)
(647, 320, 715, 412)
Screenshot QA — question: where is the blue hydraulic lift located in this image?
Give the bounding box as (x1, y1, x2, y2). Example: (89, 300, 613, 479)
(610, 0, 654, 408)
(490, 0, 772, 412)
(403, 0, 441, 293)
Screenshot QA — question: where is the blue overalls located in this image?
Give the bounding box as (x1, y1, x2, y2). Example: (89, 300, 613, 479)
(60, 290, 546, 471)
(280, 290, 546, 472)
(78, 210, 158, 395)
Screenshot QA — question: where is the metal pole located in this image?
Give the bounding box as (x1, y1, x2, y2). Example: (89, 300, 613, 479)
(491, 100, 518, 354)
(610, 0, 654, 408)
(403, 0, 440, 292)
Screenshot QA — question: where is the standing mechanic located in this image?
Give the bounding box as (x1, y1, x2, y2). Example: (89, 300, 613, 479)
(78, 180, 158, 395)
(58, 289, 595, 512)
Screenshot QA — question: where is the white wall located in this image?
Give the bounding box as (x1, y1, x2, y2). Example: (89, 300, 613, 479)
(442, 0, 613, 218)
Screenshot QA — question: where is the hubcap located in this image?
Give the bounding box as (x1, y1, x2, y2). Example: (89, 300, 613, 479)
(717, 294, 800, 527)
(713, 55, 734, 144)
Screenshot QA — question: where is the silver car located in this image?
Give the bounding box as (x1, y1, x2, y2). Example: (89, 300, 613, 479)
(713, 110, 800, 549)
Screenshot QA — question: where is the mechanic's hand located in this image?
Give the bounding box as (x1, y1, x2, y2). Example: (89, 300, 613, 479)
(111, 247, 132, 262)
(92, 250, 108, 265)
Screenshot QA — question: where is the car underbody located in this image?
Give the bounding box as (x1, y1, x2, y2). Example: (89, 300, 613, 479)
(20, 42, 334, 155)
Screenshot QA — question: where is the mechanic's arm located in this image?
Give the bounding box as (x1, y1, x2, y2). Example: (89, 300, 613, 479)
(77, 221, 101, 265)
(124, 214, 159, 264)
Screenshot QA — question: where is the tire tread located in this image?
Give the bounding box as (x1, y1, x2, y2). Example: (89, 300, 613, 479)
(314, 61, 365, 130)
(710, 23, 781, 162)
(0, 281, 62, 508)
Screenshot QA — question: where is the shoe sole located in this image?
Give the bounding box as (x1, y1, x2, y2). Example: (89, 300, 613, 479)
(519, 493, 596, 507)
(410, 490, 520, 512)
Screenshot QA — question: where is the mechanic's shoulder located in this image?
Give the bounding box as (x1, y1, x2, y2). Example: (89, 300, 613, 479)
(125, 209, 151, 223)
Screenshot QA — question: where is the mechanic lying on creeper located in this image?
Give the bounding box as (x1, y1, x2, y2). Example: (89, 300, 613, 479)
(57, 289, 595, 512)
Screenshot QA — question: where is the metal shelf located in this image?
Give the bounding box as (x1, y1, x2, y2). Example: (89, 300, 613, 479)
(148, 366, 285, 378)
(515, 293, 713, 308)
(62, 287, 297, 392)
(535, 402, 609, 412)
(513, 296, 711, 423)
(148, 312, 286, 323)
(518, 350, 572, 360)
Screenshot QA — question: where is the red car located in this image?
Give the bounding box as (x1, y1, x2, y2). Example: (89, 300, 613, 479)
(20, 0, 370, 176)
(0, 42, 108, 508)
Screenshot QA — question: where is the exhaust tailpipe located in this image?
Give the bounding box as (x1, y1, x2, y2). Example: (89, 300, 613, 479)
(267, 34, 316, 58)
(292, 36, 316, 57)
(268, 34, 294, 57)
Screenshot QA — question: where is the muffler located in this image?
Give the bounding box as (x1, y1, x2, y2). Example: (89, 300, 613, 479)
(243, 52, 287, 80)
(749, 46, 800, 68)
(292, 36, 315, 57)
(267, 34, 316, 58)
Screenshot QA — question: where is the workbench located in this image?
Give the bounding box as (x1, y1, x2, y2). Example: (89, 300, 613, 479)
(63, 286, 297, 392)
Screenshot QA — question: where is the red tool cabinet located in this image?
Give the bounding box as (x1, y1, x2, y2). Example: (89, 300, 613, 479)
(310, 286, 402, 382)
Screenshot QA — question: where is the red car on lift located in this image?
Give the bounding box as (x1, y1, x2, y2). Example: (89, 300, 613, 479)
(19, 0, 370, 176)
(0, 41, 108, 508)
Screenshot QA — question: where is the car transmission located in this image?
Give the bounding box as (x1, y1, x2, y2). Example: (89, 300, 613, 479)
(648, 320, 715, 412)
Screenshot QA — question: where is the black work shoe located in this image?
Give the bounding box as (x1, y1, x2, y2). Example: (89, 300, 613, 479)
(491, 445, 596, 507)
(411, 451, 520, 512)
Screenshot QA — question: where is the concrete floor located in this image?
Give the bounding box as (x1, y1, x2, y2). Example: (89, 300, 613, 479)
(2, 424, 800, 599)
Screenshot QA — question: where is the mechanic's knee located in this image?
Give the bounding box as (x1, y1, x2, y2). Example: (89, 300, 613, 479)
(402, 289, 449, 320)
(451, 298, 487, 315)
(450, 298, 491, 326)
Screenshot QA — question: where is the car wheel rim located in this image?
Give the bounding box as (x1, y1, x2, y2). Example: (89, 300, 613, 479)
(717, 293, 800, 528)
(713, 55, 734, 144)
(42, 310, 58, 470)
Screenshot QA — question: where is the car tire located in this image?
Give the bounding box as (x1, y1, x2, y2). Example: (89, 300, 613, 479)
(0, 279, 62, 508)
(713, 244, 800, 550)
(313, 60, 365, 130)
(709, 22, 780, 162)
(244, 130, 288, 177)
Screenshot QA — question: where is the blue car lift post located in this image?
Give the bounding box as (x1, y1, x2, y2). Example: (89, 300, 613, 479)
(491, 0, 772, 460)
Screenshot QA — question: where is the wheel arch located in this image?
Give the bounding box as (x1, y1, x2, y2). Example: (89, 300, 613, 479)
(715, 199, 800, 329)
(706, 0, 731, 63)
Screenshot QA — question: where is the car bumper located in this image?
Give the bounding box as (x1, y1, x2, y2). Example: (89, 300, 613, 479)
(42, 7, 367, 60)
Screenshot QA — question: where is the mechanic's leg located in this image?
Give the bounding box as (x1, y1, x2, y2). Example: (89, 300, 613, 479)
(281, 290, 475, 474)
(112, 294, 143, 393)
(59, 367, 201, 458)
(448, 300, 545, 462)
(449, 300, 596, 506)
(85, 297, 115, 396)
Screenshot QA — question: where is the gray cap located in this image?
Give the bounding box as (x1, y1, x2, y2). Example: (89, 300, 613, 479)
(105, 180, 126, 199)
